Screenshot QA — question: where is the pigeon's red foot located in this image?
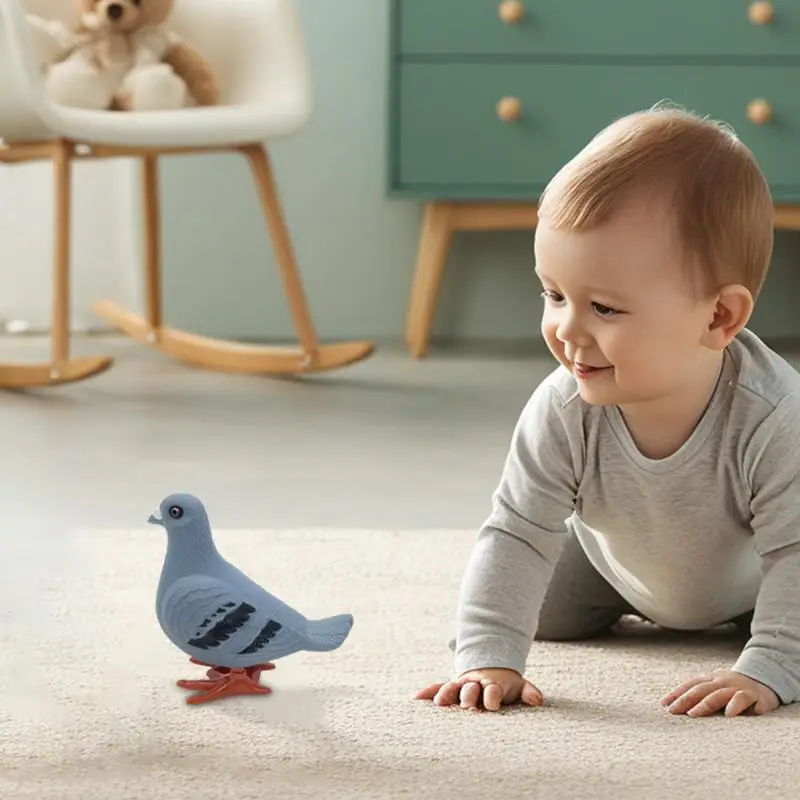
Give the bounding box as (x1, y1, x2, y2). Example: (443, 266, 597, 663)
(188, 657, 276, 682)
(178, 660, 276, 705)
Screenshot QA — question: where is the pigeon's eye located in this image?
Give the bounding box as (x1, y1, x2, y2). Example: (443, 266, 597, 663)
(169, 505, 183, 519)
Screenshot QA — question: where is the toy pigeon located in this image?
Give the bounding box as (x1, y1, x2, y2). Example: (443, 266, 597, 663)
(148, 492, 354, 705)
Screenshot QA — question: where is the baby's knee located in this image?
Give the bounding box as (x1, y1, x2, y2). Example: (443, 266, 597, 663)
(534, 609, 624, 641)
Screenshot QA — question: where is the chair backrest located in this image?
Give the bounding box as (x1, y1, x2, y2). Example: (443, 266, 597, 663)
(17, 0, 311, 107)
(170, 0, 311, 106)
(21, 0, 76, 25)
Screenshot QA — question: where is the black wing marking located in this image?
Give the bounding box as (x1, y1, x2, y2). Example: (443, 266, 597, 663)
(237, 619, 283, 655)
(188, 602, 256, 650)
(194, 602, 245, 636)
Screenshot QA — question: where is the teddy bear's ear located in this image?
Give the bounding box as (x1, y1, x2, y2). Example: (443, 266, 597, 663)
(79, 11, 103, 31)
(72, 0, 99, 32)
(137, 0, 176, 27)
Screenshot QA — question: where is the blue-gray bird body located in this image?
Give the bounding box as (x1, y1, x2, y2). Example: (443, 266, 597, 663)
(149, 493, 353, 669)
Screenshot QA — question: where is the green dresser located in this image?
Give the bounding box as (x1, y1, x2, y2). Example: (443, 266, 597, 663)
(389, 0, 800, 356)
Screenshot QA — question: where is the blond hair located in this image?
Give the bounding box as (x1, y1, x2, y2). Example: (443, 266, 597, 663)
(537, 105, 774, 298)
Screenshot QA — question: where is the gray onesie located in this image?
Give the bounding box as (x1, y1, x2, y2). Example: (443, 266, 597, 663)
(454, 328, 800, 704)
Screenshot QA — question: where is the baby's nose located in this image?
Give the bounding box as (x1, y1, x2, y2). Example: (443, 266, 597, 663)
(107, 3, 124, 20)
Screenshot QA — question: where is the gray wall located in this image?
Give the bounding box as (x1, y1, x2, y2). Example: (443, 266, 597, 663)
(158, 0, 800, 349)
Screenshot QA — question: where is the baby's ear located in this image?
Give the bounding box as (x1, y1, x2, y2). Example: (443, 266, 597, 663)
(704, 284, 753, 349)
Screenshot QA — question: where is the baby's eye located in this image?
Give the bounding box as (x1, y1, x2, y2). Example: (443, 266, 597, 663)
(592, 302, 619, 317)
(541, 290, 564, 304)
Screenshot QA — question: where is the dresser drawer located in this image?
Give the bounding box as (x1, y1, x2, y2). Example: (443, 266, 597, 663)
(396, 0, 800, 58)
(394, 63, 800, 196)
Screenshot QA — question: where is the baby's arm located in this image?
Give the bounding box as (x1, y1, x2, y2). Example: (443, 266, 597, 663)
(733, 393, 800, 704)
(453, 371, 583, 678)
(733, 543, 800, 704)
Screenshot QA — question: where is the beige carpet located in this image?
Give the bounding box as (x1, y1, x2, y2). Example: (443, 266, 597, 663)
(2, 528, 798, 800)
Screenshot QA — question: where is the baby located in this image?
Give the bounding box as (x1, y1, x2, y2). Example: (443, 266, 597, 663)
(417, 106, 800, 718)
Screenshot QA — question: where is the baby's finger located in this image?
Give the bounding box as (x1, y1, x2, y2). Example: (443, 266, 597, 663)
(660, 676, 708, 706)
(433, 680, 465, 706)
(687, 687, 737, 717)
(521, 682, 544, 706)
(751, 692, 779, 715)
(459, 681, 481, 709)
(667, 681, 716, 715)
(724, 690, 758, 718)
(482, 682, 505, 712)
(414, 682, 445, 700)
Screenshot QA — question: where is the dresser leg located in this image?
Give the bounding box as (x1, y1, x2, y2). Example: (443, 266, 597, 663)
(405, 201, 454, 358)
(774, 205, 800, 230)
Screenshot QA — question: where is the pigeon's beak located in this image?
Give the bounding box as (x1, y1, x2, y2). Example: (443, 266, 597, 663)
(148, 511, 163, 526)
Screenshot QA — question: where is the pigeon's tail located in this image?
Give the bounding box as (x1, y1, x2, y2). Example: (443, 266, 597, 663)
(303, 613, 354, 652)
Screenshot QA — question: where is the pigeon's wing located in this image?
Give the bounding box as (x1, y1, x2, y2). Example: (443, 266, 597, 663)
(160, 574, 307, 662)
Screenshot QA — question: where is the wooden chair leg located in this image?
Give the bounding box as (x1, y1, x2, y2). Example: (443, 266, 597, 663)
(0, 138, 112, 388)
(51, 139, 72, 366)
(142, 154, 162, 338)
(239, 143, 319, 359)
(404, 201, 454, 359)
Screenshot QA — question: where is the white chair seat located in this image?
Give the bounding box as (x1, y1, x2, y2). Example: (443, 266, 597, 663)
(1, 0, 312, 147)
(49, 102, 309, 149)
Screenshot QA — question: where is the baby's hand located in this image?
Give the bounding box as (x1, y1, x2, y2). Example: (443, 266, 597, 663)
(660, 668, 780, 717)
(415, 668, 543, 712)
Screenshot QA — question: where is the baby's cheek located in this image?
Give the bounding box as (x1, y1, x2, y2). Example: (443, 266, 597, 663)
(541, 326, 564, 357)
(540, 318, 557, 343)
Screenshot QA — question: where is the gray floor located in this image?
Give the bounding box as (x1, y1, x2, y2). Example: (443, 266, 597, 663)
(0, 334, 555, 540)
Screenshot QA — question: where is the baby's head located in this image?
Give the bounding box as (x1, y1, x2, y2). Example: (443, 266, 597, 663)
(534, 106, 773, 408)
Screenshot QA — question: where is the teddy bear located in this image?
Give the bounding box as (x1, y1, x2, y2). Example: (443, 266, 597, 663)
(29, 0, 219, 112)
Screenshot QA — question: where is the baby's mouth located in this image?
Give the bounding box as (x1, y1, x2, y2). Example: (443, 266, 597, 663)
(572, 361, 611, 377)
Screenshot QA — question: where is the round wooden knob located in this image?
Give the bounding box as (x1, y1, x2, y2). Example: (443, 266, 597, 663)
(498, 0, 524, 24)
(497, 97, 522, 122)
(748, 1, 774, 24)
(746, 98, 772, 124)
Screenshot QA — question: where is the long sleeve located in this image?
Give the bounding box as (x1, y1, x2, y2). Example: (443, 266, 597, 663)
(733, 545, 800, 703)
(734, 392, 800, 704)
(453, 371, 583, 677)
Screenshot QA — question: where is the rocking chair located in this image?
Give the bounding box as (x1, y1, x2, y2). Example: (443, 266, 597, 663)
(0, 0, 374, 388)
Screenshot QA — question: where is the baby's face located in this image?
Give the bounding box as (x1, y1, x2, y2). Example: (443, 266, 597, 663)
(535, 197, 717, 409)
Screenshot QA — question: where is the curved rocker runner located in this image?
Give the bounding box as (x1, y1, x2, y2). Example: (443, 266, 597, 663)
(92, 142, 374, 376)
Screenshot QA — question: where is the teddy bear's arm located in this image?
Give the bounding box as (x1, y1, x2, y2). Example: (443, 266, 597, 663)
(161, 40, 220, 107)
(142, 29, 219, 107)
(26, 14, 88, 67)
(134, 45, 163, 67)
(133, 27, 175, 66)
